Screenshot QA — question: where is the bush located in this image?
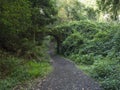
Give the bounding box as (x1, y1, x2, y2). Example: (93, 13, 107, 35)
(91, 58, 120, 90)
(101, 76, 120, 90)
(59, 21, 120, 90)
(62, 31, 84, 55)
(69, 53, 94, 65)
(92, 61, 113, 78)
(0, 56, 21, 78)
(80, 54, 95, 65)
(0, 59, 52, 90)
(0, 48, 52, 90)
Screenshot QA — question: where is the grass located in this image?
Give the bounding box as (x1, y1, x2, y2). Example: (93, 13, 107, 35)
(27, 61, 52, 78)
(0, 56, 52, 90)
(77, 65, 92, 75)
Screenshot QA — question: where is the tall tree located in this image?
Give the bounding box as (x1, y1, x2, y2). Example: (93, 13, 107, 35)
(29, 0, 57, 26)
(97, 0, 120, 20)
(57, 0, 86, 21)
(0, 0, 31, 51)
(65, 0, 85, 20)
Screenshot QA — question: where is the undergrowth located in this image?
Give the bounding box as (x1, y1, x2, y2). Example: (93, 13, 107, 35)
(0, 55, 52, 90)
(60, 20, 120, 90)
(0, 39, 52, 90)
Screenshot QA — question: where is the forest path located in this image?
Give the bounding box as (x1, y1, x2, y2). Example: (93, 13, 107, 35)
(35, 54, 102, 90)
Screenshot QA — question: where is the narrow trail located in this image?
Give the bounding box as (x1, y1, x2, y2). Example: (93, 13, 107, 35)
(35, 54, 102, 90)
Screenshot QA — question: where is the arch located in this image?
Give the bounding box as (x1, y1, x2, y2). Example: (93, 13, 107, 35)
(47, 34, 62, 54)
(36, 32, 62, 54)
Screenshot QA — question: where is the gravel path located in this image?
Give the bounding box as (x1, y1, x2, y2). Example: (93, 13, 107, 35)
(35, 54, 102, 90)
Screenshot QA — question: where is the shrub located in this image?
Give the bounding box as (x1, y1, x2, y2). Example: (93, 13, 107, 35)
(0, 48, 52, 90)
(101, 76, 120, 90)
(91, 58, 120, 90)
(55, 20, 120, 90)
(62, 31, 84, 55)
(0, 59, 52, 90)
(69, 53, 94, 65)
(80, 54, 94, 65)
(0, 57, 21, 78)
(92, 61, 113, 78)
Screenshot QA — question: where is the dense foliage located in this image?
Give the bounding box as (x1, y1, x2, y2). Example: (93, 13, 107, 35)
(0, 0, 120, 90)
(0, 0, 55, 89)
(97, 0, 120, 20)
(0, 0, 57, 53)
(57, 20, 120, 90)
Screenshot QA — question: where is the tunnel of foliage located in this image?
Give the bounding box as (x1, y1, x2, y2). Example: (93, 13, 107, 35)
(0, 0, 120, 90)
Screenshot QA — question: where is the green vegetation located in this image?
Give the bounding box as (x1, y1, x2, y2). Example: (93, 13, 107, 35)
(0, 0, 120, 90)
(97, 0, 120, 20)
(0, 58, 52, 90)
(0, 44, 52, 90)
(59, 20, 120, 90)
(0, 0, 56, 89)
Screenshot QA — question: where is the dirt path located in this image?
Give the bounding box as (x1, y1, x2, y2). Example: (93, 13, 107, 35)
(34, 54, 102, 90)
